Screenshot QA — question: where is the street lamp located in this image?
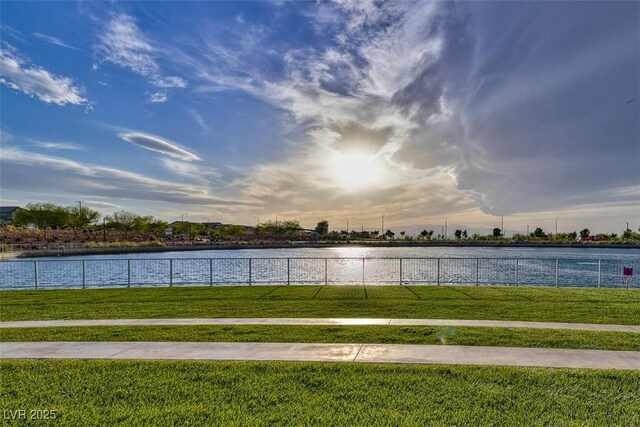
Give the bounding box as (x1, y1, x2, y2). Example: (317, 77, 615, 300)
(76, 201, 82, 211)
(345, 217, 349, 233)
(381, 214, 385, 235)
(555, 217, 559, 236)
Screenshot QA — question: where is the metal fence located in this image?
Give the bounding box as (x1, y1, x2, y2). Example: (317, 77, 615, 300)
(0, 257, 638, 290)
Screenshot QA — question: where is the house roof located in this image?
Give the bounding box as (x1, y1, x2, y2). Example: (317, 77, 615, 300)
(0, 206, 21, 213)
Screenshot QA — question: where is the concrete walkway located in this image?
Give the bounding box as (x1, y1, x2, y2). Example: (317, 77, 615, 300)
(2, 342, 639, 370)
(2, 318, 639, 332)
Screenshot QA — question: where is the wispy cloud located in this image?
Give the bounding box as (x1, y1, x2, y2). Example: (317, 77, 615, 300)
(86, 200, 120, 209)
(95, 13, 187, 102)
(30, 139, 85, 151)
(187, 108, 210, 135)
(32, 32, 80, 50)
(0, 43, 89, 106)
(1, 146, 245, 206)
(118, 131, 200, 161)
(1, 25, 27, 43)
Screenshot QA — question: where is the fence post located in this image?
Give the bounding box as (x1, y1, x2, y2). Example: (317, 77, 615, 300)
(399, 258, 403, 286)
(437, 258, 440, 286)
(287, 258, 290, 286)
(476, 258, 479, 286)
(34, 261, 38, 290)
(82, 260, 86, 289)
(324, 258, 328, 285)
(169, 259, 173, 287)
(209, 258, 213, 286)
(127, 259, 131, 288)
(597, 259, 601, 288)
(248, 258, 252, 286)
(555, 259, 559, 287)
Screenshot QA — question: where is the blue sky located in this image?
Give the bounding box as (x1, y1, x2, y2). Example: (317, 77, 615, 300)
(1, 1, 638, 234)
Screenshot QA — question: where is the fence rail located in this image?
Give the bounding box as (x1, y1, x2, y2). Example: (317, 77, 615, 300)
(0, 257, 637, 290)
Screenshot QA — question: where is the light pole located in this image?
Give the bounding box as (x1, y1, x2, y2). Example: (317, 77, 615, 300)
(444, 217, 447, 239)
(526, 224, 529, 235)
(555, 217, 559, 236)
(345, 217, 349, 233)
(76, 201, 82, 211)
(103, 217, 106, 242)
(381, 214, 385, 236)
(276, 213, 282, 226)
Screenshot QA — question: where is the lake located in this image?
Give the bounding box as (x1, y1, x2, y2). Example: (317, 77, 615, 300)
(1, 246, 638, 290)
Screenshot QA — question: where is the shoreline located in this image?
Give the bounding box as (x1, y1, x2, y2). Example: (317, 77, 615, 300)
(9, 241, 640, 258)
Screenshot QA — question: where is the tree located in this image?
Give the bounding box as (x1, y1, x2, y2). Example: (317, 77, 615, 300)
(256, 220, 301, 235)
(314, 220, 329, 236)
(492, 227, 502, 237)
(400, 231, 406, 239)
(68, 206, 100, 230)
(105, 211, 139, 238)
(462, 230, 468, 239)
(133, 216, 168, 235)
(454, 229, 462, 239)
(13, 203, 70, 233)
(579, 228, 590, 239)
(385, 229, 395, 240)
(533, 227, 546, 238)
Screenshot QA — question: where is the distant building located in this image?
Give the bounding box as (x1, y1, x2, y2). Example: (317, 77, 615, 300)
(0, 206, 23, 226)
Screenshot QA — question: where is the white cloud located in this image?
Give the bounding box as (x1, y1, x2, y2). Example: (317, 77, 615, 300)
(30, 140, 84, 151)
(148, 91, 167, 103)
(0, 146, 244, 206)
(0, 43, 88, 106)
(86, 200, 120, 209)
(118, 131, 200, 161)
(32, 32, 80, 50)
(95, 13, 187, 101)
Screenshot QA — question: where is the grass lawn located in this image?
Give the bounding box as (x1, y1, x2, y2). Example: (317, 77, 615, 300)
(2, 285, 640, 324)
(1, 360, 639, 426)
(3, 324, 639, 351)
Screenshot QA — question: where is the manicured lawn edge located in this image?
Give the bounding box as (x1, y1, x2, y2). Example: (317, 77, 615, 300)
(2, 285, 640, 324)
(2, 324, 640, 351)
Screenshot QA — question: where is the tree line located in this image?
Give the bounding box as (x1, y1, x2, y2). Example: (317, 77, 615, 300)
(7, 203, 639, 242)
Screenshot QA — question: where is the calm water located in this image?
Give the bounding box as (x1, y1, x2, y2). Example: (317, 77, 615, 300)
(1, 246, 638, 290)
(13, 245, 640, 261)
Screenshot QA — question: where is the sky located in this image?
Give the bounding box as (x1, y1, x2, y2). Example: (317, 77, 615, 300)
(1, 1, 638, 235)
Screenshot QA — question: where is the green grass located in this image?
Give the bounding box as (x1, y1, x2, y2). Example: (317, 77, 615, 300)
(2, 285, 640, 324)
(1, 360, 638, 426)
(2, 325, 639, 351)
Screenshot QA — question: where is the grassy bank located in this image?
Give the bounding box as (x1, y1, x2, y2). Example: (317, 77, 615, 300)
(3, 324, 639, 351)
(2, 285, 640, 324)
(1, 360, 638, 426)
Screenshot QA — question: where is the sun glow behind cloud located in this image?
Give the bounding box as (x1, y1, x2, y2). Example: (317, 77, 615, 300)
(327, 150, 387, 191)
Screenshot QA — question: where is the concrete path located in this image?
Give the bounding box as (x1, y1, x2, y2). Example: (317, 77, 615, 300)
(2, 342, 639, 370)
(2, 318, 639, 332)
